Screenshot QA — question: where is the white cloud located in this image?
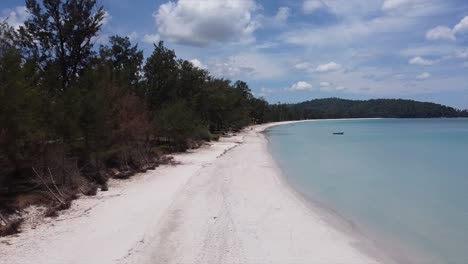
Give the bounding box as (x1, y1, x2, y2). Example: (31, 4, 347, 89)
(425, 16, 468, 43)
(454, 48, 468, 59)
(93, 34, 109, 45)
(275, 7, 290, 23)
(453, 16, 468, 35)
(294, 62, 313, 71)
(425, 26, 455, 41)
(212, 62, 254, 79)
(189, 59, 207, 69)
(381, 0, 438, 14)
(416, 72, 431, 80)
(142, 34, 161, 44)
(259, 87, 277, 95)
(409, 56, 436, 66)
(395, 74, 406, 80)
(0, 6, 29, 29)
(287, 81, 314, 92)
(303, 0, 326, 14)
(211, 52, 285, 80)
(400, 45, 456, 57)
(381, 0, 410, 12)
(154, 0, 259, 46)
(127, 31, 139, 41)
(285, 0, 447, 48)
(284, 15, 415, 47)
(335, 86, 346, 91)
(294, 62, 343, 73)
(101, 11, 112, 26)
(318, 81, 346, 92)
(315, 62, 343, 73)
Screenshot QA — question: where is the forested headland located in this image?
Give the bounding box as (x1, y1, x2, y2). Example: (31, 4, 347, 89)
(286, 98, 468, 119)
(1, 0, 467, 235)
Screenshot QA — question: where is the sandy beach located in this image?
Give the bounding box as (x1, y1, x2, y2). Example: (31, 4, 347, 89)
(0, 121, 381, 264)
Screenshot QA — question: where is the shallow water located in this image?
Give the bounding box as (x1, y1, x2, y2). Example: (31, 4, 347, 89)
(266, 118, 468, 264)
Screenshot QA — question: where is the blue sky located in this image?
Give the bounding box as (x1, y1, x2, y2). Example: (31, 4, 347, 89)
(1, 0, 468, 109)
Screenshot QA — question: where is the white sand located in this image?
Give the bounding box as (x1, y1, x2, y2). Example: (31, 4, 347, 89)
(0, 121, 382, 264)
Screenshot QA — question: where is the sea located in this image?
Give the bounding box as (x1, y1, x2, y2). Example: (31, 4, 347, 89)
(266, 118, 468, 264)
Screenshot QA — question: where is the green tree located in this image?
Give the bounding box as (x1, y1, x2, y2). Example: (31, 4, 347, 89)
(99, 35, 143, 91)
(19, 0, 105, 92)
(0, 22, 43, 193)
(143, 41, 178, 110)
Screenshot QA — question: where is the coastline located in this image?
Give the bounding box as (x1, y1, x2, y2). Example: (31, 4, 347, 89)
(1, 120, 382, 264)
(263, 120, 398, 264)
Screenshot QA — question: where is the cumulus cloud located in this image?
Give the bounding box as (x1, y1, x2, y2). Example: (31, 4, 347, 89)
(142, 34, 161, 44)
(425, 26, 455, 41)
(453, 16, 468, 34)
(315, 62, 343, 73)
(0, 6, 29, 29)
(189, 59, 207, 69)
(275, 7, 290, 23)
(303, 0, 326, 14)
(409, 56, 436, 66)
(154, 0, 259, 46)
(286, 81, 314, 92)
(416, 72, 431, 80)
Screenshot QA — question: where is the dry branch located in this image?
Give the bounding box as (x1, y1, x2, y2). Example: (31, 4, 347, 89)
(32, 167, 64, 204)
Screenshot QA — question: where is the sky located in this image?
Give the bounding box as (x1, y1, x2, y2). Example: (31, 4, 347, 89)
(1, 0, 468, 109)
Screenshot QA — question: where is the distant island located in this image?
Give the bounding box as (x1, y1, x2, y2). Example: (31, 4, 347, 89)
(268, 98, 468, 121)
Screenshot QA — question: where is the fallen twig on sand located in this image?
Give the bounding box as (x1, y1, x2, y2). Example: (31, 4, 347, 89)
(32, 167, 64, 205)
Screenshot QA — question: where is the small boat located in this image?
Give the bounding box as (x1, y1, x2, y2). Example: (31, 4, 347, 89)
(333, 132, 344, 135)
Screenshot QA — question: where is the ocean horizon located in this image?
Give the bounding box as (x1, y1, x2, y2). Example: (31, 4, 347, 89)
(266, 118, 468, 264)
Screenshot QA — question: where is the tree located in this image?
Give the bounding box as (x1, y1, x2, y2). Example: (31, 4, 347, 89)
(0, 22, 43, 193)
(19, 0, 105, 92)
(143, 41, 178, 110)
(176, 59, 209, 108)
(99, 35, 143, 91)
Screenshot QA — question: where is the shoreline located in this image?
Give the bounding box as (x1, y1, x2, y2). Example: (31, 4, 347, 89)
(263, 119, 443, 264)
(1, 120, 383, 264)
(262, 120, 397, 264)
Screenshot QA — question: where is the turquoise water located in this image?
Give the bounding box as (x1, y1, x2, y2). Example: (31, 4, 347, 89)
(266, 119, 468, 264)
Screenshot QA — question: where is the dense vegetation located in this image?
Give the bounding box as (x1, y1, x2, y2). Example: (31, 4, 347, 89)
(0, 0, 466, 231)
(286, 98, 468, 119)
(0, 0, 274, 222)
